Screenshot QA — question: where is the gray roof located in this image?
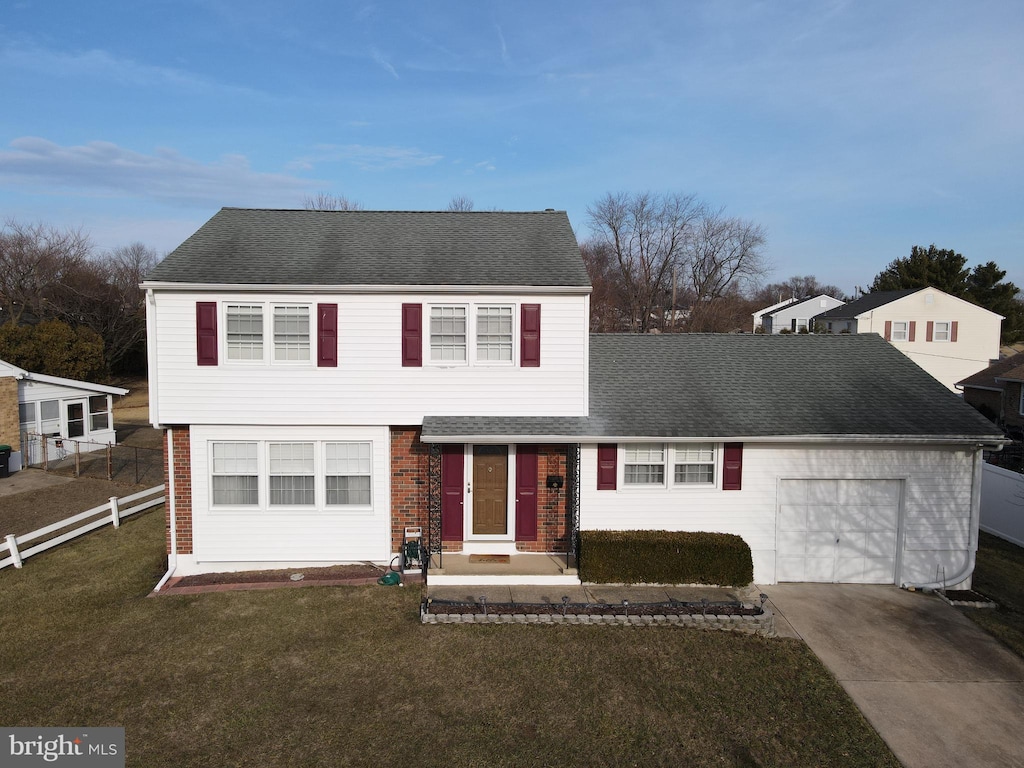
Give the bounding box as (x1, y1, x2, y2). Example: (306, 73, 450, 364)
(146, 208, 591, 288)
(815, 289, 921, 320)
(422, 333, 1003, 442)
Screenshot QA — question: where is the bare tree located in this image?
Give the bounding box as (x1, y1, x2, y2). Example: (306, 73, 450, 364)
(752, 275, 848, 305)
(580, 240, 625, 332)
(302, 192, 364, 211)
(446, 195, 475, 212)
(0, 220, 91, 324)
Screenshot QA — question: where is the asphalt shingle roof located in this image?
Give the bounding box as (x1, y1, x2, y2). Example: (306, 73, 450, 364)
(959, 351, 1024, 389)
(814, 289, 921, 320)
(146, 208, 592, 288)
(422, 333, 1002, 441)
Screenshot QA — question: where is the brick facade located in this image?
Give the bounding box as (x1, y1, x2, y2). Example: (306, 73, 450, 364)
(164, 426, 193, 555)
(389, 426, 569, 555)
(0, 377, 19, 452)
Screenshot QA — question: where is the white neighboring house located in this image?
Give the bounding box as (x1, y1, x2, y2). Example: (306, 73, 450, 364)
(0, 358, 128, 472)
(751, 297, 798, 332)
(814, 287, 1003, 391)
(762, 295, 845, 334)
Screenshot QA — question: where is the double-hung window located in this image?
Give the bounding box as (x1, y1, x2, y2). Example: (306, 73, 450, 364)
(39, 400, 60, 436)
(273, 306, 311, 362)
(325, 442, 372, 506)
(933, 321, 951, 342)
(476, 306, 514, 362)
(624, 443, 666, 485)
(268, 442, 315, 506)
(19, 402, 36, 435)
(430, 306, 467, 362)
(891, 321, 909, 342)
(226, 304, 264, 360)
(674, 443, 715, 484)
(211, 442, 259, 506)
(89, 395, 111, 432)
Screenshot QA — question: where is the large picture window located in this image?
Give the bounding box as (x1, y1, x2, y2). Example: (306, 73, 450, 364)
(325, 442, 372, 506)
(211, 442, 259, 506)
(430, 306, 467, 362)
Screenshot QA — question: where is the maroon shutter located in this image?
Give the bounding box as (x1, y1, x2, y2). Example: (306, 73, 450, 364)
(196, 302, 218, 366)
(401, 303, 422, 367)
(521, 304, 541, 367)
(908, 321, 916, 342)
(926, 321, 934, 342)
(317, 303, 338, 367)
(950, 321, 958, 342)
(515, 445, 539, 541)
(597, 444, 617, 490)
(441, 445, 464, 541)
(883, 320, 892, 341)
(723, 443, 743, 490)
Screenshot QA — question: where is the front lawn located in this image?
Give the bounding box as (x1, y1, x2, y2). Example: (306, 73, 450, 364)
(0, 511, 898, 767)
(963, 531, 1024, 658)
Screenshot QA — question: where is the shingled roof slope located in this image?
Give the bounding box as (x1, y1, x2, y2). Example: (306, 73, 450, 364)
(145, 208, 591, 287)
(815, 289, 921, 320)
(958, 351, 1024, 390)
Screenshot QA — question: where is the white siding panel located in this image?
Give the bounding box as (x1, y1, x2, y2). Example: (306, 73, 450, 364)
(190, 425, 391, 564)
(153, 291, 588, 425)
(580, 443, 977, 585)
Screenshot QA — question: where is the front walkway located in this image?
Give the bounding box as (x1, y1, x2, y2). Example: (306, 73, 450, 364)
(766, 584, 1024, 768)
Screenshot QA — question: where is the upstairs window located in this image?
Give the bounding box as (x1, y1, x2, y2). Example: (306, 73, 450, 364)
(273, 306, 311, 362)
(933, 321, 951, 342)
(430, 306, 467, 362)
(226, 305, 264, 360)
(476, 306, 514, 362)
(891, 321, 909, 342)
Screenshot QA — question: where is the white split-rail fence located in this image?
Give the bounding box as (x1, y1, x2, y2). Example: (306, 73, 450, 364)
(0, 485, 165, 570)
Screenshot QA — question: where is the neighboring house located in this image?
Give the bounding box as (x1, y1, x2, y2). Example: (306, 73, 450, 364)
(751, 297, 797, 332)
(958, 351, 1024, 434)
(145, 208, 1005, 589)
(0, 358, 128, 472)
(762, 295, 845, 334)
(813, 287, 1003, 391)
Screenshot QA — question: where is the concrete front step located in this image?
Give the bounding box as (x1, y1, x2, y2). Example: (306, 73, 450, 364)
(427, 573, 582, 586)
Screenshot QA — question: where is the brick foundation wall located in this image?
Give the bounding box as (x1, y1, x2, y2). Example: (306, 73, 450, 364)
(390, 426, 430, 555)
(164, 426, 193, 555)
(0, 377, 20, 451)
(518, 445, 569, 553)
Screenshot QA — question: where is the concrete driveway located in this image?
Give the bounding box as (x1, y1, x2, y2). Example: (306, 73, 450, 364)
(766, 584, 1024, 768)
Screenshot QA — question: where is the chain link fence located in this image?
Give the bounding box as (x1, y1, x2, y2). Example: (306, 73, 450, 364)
(22, 433, 163, 486)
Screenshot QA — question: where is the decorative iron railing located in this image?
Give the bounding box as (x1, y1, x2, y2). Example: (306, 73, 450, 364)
(567, 443, 581, 564)
(427, 442, 442, 569)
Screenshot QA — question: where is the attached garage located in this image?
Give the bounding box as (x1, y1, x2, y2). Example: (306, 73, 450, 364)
(777, 479, 902, 583)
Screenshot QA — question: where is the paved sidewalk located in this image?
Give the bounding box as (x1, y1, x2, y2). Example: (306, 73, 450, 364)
(766, 584, 1024, 768)
(0, 468, 72, 498)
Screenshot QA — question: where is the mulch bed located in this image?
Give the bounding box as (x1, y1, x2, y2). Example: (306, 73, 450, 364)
(173, 563, 387, 587)
(423, 599, 763, 617)
(940, 589, 997, 608)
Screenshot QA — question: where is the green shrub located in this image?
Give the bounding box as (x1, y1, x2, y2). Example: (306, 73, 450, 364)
(579, 530, 753, 586)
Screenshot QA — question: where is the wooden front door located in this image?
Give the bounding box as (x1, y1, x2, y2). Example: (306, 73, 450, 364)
(472, 446, 508, 535)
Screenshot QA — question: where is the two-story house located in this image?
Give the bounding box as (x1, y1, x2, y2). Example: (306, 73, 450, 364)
(813, 287, 1003, 391)
(761, 294, 845, 334)
(145, 209, 1005, 589)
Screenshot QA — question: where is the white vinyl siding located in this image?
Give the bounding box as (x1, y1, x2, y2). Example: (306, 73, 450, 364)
(268, 442, 315, 506)
(476, 305, 514, 362)
(430, 305, 467, 362)
(273, 305, 311, 362)
(226, 304, 264, 360)
(211, 442, 259, 506)
(150, 291, 589, 425)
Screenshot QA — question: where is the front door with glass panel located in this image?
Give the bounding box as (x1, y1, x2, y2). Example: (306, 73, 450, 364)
(472, 446, 508, 535)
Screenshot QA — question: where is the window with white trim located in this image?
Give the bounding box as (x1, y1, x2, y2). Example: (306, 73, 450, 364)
(933, 321, 951, 342)
(624, 443, 666, 485)
(211, 442, 259, 506)
(430, 306, 467, 362)
(325, 442, 372, 506)
(226, 304, 264, 360)
(891, 321, 909, 342)
(19, 402, 35, 433)
(674, 443, 715, 484)
(476, 305, 514, 362)
(40, 400, 60, 436)
(89, 395, 111, 432)
(269, 442, 315, 506)
(273, 305, 311, 361)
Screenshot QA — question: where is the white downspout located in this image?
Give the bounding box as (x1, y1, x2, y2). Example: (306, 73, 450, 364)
(902, 447, 982, 590)
(153, 426, 177, 592)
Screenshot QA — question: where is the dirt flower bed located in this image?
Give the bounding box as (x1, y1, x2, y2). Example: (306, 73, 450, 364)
(173, 563, 387, 587)
(423, 598, 764, 617)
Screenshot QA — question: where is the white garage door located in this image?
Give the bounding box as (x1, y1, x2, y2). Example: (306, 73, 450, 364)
(777, 479, 902, 583)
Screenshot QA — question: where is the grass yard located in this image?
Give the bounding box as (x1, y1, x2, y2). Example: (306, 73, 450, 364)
(963, 531, 1024, 658)
(0, 511, 898, 768)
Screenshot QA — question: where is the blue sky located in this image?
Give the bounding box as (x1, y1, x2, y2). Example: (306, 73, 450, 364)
(2, 0, 1022, 294)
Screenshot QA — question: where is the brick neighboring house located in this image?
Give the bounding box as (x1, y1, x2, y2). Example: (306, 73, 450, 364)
(958, 351, 1024, 435)
(145, 208, 1005, 589)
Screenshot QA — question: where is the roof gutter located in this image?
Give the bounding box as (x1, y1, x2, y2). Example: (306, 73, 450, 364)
(419, 433, 1009, 448)
(140, 281, 593, 295)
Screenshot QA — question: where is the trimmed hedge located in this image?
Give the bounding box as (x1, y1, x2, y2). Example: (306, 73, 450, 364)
(579, 530, 753, 586)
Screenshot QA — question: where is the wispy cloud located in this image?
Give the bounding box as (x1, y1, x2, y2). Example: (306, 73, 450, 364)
(496, 24, 510, 66)
(0, 137, 319, 207)
(370, 46, 399, 79)
(292, 144, 443, 171)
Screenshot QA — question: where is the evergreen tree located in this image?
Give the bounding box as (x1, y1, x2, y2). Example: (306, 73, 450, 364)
(870, 245, 969, 294)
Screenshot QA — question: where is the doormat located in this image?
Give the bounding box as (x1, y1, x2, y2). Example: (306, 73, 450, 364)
(469, 555, 510, 564)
